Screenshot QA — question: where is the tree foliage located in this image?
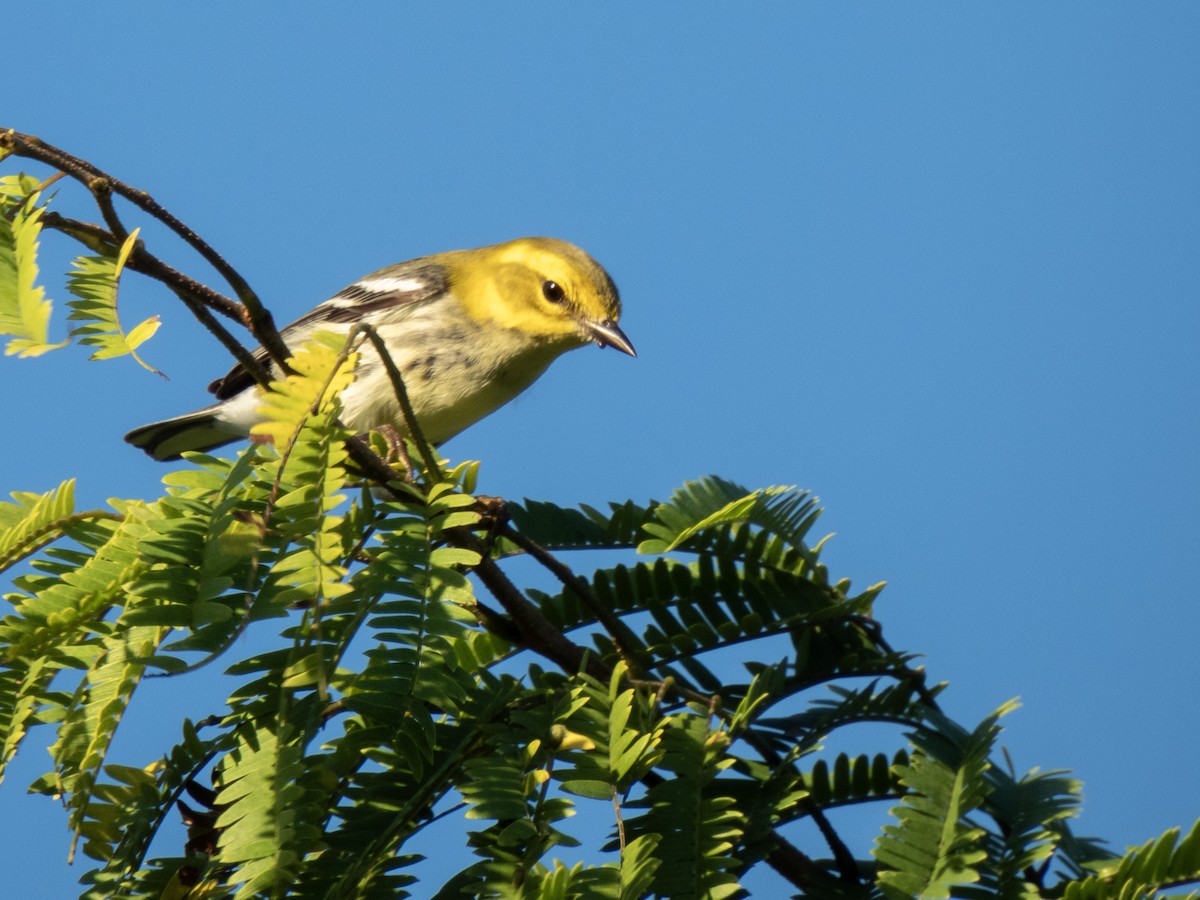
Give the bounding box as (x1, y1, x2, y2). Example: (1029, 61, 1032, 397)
(1, 128, 1197, 899)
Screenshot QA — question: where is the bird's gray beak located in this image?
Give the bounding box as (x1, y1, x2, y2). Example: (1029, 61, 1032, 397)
(582, 318, 637, 357)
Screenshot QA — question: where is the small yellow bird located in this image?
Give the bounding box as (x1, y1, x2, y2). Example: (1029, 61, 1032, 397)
(125, 237, 635, 460)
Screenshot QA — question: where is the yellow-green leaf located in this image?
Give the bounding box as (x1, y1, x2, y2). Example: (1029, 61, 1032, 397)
(0, 185, 68, 357)
(65, 228, 164, 375)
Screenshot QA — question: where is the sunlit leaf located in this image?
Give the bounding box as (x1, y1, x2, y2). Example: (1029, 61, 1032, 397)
(0, 181, 68, 357)
(65, 228, 165, 375)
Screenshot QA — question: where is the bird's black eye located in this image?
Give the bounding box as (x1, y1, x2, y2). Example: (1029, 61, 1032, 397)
(542, 280, 566, 304)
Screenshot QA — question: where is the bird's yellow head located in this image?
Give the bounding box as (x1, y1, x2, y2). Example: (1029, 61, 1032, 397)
(450, 237, 635, 356)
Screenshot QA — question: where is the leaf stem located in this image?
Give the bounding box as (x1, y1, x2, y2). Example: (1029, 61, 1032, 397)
(353, 324, 442, 482)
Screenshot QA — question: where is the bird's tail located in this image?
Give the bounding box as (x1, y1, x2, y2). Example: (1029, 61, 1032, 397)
(124, 405, 245, 461)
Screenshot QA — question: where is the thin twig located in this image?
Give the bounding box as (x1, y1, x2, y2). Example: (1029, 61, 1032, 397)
(765, 831, 846, 893)
(853, 616, 942, 711)
(354, 324, 442, 480)
(472, 554, 606, 680)
(501, 524, 653, 676)
(172, 289, 273, 389)
(459, 596, 522, 644)
(40, 212, 242, 319)
(612, 786, 627, 853)
(807, 799, 862, 883)
(3, 133, 255, 310)
(87, 177, 128, 241)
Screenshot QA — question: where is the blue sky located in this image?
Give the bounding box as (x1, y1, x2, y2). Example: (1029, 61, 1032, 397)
(3, 4, 1198, 896)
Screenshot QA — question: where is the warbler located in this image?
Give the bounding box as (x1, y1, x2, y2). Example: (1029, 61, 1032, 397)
(125, 237, 635, 460)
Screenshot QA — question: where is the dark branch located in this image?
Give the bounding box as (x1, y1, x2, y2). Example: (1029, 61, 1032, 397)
(500, 523, 655, 676)
(1, 127, 293, 371)
(87, 177, 128, 242)
(40, 212, 273, 388)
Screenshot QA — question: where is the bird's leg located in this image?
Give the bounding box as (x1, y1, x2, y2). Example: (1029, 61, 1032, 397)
(373, 424, 416, 480)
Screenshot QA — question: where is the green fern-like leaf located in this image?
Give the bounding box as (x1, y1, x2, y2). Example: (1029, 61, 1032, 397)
(140, 452, 277, 664)
(1, 504, 150, 662)
(638, 476, 820, 559)
(251, 335, 359, 635)
(619, 833, 662, 900)
(1059, 817, 1200, 900)
(0, 654, 53, 782)
(804, 750, 908, 812)
(0, 479, 77, 575)
(50, 622, 170, 863)
(510, 478, 824, 581)
(250, 330, 358, 451)
(65, 228, 163, 374)
(964, 766, 1084, 898)
(214, 724, 311, 899)
(0, 177, 68, 357)
(555, 664, 668, 803)
(624, 715, 745, 899)
(78, 718, 235, 900)
(761, 679, 937, 756)
(606, 680, 667, 790)
(298, 465, 512, 898)
(873, 701, 1016, 899)
(507, 497, 651, 553)
(0, 496, 150, 789)
(875, 750, 990, 898)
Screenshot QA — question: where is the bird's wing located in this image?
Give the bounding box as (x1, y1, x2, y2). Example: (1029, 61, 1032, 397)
(207, 261, 451, 399)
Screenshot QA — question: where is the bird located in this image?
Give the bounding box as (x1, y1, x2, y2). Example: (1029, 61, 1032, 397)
(125, 237, 635, 461)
